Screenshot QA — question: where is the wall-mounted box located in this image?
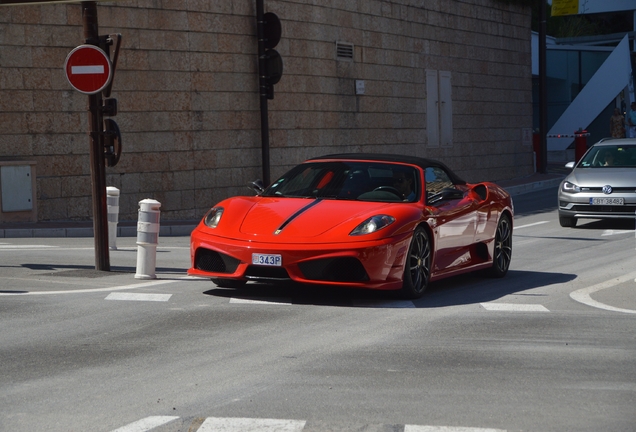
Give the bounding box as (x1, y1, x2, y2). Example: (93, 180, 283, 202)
(0, 161, 37, 223)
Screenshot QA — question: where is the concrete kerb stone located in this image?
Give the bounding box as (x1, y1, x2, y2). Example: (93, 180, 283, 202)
(0, 223, 197, 239)
(502, 176, 564, 197)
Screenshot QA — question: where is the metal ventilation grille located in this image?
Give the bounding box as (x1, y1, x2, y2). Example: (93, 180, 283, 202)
(336, 41, 354, 61)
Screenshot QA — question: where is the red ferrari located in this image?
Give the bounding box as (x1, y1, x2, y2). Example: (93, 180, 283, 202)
(188, 154, 513, 298)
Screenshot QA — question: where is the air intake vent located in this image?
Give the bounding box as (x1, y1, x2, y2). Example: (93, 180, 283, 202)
(336, 41, 354, 61)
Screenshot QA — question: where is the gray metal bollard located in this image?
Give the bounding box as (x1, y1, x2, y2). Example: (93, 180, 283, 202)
(135, 198, 161, 279)
(106, 187, 120, 250)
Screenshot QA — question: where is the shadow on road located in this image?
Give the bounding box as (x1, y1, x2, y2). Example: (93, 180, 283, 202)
(18, 263, 187, 276)
(203, 269, 577, 309)
(414, 269, 576, 308)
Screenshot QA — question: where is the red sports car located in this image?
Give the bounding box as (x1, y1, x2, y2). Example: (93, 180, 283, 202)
(188, 154, 513, 298)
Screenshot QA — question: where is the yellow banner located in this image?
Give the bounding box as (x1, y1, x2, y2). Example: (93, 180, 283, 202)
(551, 0, 579, 16)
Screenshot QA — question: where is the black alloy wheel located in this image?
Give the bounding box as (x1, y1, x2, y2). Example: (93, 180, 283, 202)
(401, 226, 431, 299)
(488, 214, 512, 277)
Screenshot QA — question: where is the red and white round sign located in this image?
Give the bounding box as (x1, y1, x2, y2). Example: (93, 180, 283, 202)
(64, 45, 112, 95)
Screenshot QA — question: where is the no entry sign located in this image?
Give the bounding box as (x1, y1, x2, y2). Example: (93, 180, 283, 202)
(64, 44, 112, 95)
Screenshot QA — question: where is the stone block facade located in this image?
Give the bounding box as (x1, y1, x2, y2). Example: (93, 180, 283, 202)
(0, 0, 534, 222)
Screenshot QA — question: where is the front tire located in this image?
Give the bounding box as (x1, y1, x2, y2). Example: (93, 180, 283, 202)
(400, 227, 431, 299)
(559, 215, 577, 227)
(487, 214, 512, 278)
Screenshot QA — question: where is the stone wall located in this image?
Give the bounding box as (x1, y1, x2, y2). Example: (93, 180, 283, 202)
(0, 0, 534, 222)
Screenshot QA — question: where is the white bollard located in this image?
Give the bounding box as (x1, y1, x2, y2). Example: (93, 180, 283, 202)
(135, 198, 161, 279)
(106, 187, 120, 250)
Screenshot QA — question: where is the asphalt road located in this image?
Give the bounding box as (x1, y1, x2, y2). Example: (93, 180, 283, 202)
(1, 186, 635, 432)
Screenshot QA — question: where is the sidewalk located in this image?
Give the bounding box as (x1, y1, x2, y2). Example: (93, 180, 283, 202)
(0, 165, 566, 239)
(494, 163, 566, 197)
(0, 219, 197, 239)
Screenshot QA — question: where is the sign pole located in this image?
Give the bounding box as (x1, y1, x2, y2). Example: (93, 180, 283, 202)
(82, 1, 110, 271)
(538, 0, 548, 174)
(256, 0, 270, 186)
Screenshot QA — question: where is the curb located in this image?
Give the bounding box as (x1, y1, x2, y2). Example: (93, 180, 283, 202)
(502, 176, 564, 197)
(0, 223, 197, 239)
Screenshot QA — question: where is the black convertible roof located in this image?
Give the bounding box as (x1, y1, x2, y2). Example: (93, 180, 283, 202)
(308, 153, 466, 185)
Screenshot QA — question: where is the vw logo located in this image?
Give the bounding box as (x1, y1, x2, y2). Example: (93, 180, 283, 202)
(602, 185, 613, 195)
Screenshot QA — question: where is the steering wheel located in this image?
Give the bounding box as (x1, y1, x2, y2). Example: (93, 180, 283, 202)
(373, 186, 403, 199)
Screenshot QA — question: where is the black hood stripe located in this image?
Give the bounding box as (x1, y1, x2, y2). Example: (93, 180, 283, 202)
(274, 199, 323, 235)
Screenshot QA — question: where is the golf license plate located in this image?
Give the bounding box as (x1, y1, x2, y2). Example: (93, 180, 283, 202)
(252, 253, 282, 266)
(590, 197, 624, 205)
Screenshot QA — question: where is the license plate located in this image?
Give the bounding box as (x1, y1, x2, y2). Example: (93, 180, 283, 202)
(252, 253, 282, 266)
(590, 197, 624, 205)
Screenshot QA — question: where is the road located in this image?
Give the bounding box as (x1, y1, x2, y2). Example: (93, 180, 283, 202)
(1, 186, 635, 432)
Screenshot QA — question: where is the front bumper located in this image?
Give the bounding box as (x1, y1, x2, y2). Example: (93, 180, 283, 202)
(188, 229, 413, 290)
(558, 192, 636, 219)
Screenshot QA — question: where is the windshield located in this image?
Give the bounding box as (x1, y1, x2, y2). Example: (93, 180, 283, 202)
(263, 161, 420, 202)
(578, 145, 636, 168)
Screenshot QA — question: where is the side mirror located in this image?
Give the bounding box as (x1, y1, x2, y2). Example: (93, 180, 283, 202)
(248, 179, 265, 195)
(565, 161, 575, 169)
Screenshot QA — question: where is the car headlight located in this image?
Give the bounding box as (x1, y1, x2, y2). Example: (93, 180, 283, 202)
(203, 207, 224, 228)
(350, 215, 395, 236)
(561, 181, 581, 193)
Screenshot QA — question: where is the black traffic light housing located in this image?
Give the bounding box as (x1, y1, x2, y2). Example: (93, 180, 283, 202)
(260, 12, 283, 99)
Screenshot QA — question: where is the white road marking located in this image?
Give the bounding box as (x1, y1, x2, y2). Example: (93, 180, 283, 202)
(105, 293, 172, 302)
(513, 221, 549, 230)
(0, 280, 175, 296)
(570, 271, 636, 314)
(230, 298, 292, 305)
(109, 417, 507, 432)
(110, 416, 179, 432)
(601, 229, 634, 236)
(0, 245, 58, 249)
(405, 426, 506, 432)
(480, 303, 549, 312)
(353, 299, 416, 308)
(198, 417, 306, 432)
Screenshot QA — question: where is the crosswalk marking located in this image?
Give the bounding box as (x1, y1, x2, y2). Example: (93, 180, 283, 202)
(110, 416, 179, 432)
(405, 426, 506, 432)
(353, 299, 416, 308)
(110, 417, 506, 432)
(198, 417, 306, 432)
(230, 298, 292, 305)
(0, 244, 58, 249)
(601, 229, 634, 236)
(229, 298, 547, 312)
(480, 302, 549, 312)
(105, 293, 172, 302)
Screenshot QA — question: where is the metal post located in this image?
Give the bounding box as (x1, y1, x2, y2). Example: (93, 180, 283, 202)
(82, 1, 110, 271)
(256, 0, 270, 186)
(538, 0, 548, 174)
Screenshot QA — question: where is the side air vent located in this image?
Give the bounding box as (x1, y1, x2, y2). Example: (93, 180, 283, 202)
(336, 41, 354, 61)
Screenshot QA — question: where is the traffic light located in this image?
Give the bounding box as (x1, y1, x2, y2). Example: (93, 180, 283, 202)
(261, 12, 283, 99)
